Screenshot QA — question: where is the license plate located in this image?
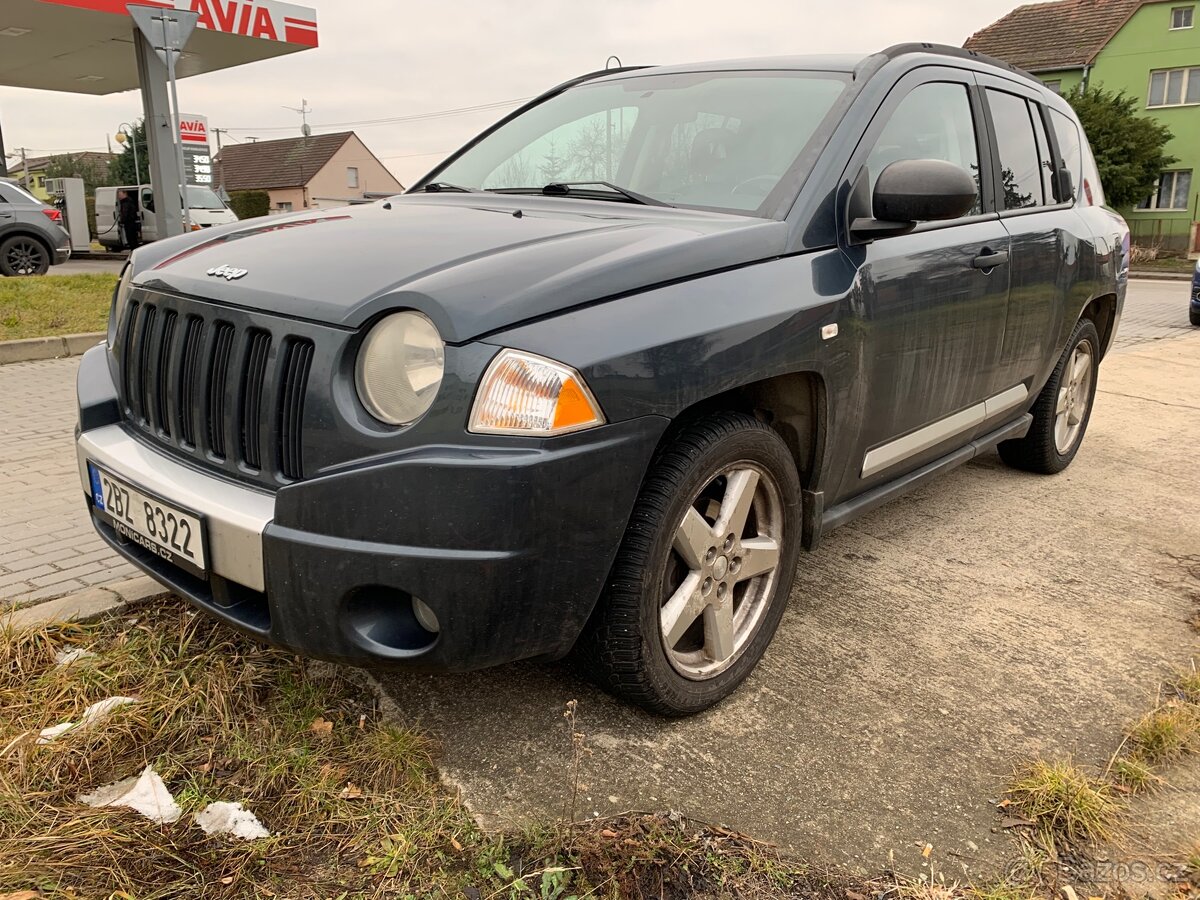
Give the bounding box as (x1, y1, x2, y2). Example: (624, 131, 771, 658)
(87, 462, 207, 578)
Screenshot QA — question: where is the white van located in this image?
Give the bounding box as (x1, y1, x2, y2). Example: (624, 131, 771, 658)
(95, 184, 239, 249)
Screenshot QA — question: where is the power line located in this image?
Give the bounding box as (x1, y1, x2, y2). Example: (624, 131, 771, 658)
(380, 149, 454, 160)
(223, 96, 529, 133)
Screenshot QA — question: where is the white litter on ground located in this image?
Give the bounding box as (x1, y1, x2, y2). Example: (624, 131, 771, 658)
(36, 696, 136, 744)
(54, 648, 98, 666)
(194, 802, 270, 840)
(79, 765, 182, 824)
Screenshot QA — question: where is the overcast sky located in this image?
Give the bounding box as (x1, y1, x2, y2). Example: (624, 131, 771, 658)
(0, 0, 1035, 186)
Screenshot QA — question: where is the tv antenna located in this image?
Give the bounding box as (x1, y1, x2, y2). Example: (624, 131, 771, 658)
(285, 98, 313, 137)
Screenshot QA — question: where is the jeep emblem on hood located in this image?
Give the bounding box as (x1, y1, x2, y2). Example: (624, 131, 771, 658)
(207, 265, 248, 281)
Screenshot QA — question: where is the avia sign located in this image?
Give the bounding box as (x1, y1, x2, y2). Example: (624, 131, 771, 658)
(187, 0, 317, 45)
(179, 114, 213, 186)
(42, 0, 318, 47)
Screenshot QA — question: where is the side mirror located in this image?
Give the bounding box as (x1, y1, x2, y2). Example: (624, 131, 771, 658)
(850, 159, 978, 241)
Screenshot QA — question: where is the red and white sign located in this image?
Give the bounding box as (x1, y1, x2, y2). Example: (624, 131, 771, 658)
(40, 0, 318, 47)
(179, 114, 209, 145)
(179, 114, 214, 185)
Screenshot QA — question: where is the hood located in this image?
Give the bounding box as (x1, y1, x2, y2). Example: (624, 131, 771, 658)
(132, 194, 787, 343)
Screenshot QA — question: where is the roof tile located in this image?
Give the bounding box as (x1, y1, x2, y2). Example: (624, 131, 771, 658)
(215, 132, 354, 191)
(964, 0, 1149, 72)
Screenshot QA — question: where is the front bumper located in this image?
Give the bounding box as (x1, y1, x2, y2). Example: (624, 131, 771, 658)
(76, 345, 668, 670)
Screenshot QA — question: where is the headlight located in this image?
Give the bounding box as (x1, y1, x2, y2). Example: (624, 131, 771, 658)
(355, 311, 445, 426)
(469, 349, 605, 435)
(108, 263, 134, 348)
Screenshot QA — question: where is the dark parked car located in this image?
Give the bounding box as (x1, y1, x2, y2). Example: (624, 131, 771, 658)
(1191, 259, 1199, 326)
(0, 177, 71, 276)
(77, 44, 1128, 715)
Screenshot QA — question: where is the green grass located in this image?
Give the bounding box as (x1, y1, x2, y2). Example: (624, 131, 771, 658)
(1004, 758, 1121, 847)
(0, 600, 843, 899)
(0, 273, 116, 341)
(1129, 256, 1197, 273)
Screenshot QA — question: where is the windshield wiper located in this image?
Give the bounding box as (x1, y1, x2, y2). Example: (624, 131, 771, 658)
(492, 181, 672, 207)
(422, 181, 476, 193)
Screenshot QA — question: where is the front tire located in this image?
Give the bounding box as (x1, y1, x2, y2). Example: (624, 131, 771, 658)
(577, 412, 802, 716)
(0, 235, 51, 277)
(1190, 306, 1200, 327)
(999, 318, 1100, 474)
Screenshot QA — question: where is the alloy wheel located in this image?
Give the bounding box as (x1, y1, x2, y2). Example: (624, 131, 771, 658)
(1054, 340, 1094, 454)
(659, 462, 784, 680)
(5, 239, 46, 276)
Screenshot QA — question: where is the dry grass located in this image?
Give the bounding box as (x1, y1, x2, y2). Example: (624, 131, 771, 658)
(1004, 758, 1121, 847)
(1124, 703, 1198, 765)
(0, 600, 846, 899)
(0, 273, 115, 341)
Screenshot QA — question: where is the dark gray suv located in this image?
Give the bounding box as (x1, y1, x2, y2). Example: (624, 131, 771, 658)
(76, 44, 1128, 715)
(0, 177, 71, 276)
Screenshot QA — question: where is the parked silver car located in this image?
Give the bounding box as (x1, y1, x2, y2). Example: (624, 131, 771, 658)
(0, 177, 71, 276)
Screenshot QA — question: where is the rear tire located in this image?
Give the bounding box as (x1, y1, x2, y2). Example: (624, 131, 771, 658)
(998, 318, 1100, 474)
(575, 411, 802, 716)
(0, 235, 51, 277)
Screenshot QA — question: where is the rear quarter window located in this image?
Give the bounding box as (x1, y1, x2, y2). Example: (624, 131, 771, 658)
(1049, 109, 1083, 203)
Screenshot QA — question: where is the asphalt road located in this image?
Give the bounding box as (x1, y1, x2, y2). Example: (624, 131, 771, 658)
(375, 281, 1200, 877)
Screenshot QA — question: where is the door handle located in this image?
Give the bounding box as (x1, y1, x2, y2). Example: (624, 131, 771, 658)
(971, 248, 1010, 270)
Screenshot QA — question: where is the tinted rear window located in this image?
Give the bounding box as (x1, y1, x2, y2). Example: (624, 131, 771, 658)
(987, 89, 1044, 209)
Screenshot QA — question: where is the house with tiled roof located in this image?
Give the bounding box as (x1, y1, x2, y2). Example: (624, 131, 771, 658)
(967, 0, 1200, 253)
(8, 151, 115, 201)
(216, 131, 403, 212)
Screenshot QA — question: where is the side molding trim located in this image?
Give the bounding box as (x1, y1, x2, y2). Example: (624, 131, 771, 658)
(860, 383, 1029, 479)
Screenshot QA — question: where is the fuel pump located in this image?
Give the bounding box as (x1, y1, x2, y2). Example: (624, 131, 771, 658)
(43, 177, 91, 254)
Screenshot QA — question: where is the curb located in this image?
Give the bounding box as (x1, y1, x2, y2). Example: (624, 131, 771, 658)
(5, 575, 170, 630)
(1129, 271, 1193, 282)
(0, 332, 105, 366)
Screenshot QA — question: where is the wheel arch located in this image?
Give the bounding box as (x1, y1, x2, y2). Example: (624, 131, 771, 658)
(1078, 292, 1118, 358)
(654, 369, 828, 494)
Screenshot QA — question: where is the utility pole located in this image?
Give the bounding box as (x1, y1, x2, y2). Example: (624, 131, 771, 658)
(212, 126, 228, 198)
(14, 147, 30, 190)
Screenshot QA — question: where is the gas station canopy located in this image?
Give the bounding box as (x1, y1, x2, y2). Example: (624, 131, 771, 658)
(0, 0, 319, 95)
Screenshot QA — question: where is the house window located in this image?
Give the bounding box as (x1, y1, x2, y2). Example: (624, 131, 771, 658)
(1136, 170, 1193, 210)
(1148, 67, 1200, 106)
(347, 166, 359, 189)
(1171, 5, 1194, 28)
(277, 201, 293, 212)
(1043, 80, 1062, 94)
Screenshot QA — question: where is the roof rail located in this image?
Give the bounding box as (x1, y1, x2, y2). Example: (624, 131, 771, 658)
(855, 42, 1041, 86)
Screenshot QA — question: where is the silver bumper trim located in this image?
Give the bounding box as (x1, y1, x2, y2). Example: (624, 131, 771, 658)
(76, 425, 274, 591)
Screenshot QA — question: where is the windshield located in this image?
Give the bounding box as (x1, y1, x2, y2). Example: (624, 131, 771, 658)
(429, 70, 850, 216)
(185, 185, 228, 210)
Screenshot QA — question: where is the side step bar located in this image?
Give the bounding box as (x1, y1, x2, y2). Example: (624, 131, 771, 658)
(803, 414, 1033, 550)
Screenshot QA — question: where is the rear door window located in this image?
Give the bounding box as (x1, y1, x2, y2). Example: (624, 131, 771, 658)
(986, 89, 1047, 209)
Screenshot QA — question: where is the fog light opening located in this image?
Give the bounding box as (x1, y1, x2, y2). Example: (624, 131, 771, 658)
(343, 586, 439, 657)
(412, 596, 440, 634)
